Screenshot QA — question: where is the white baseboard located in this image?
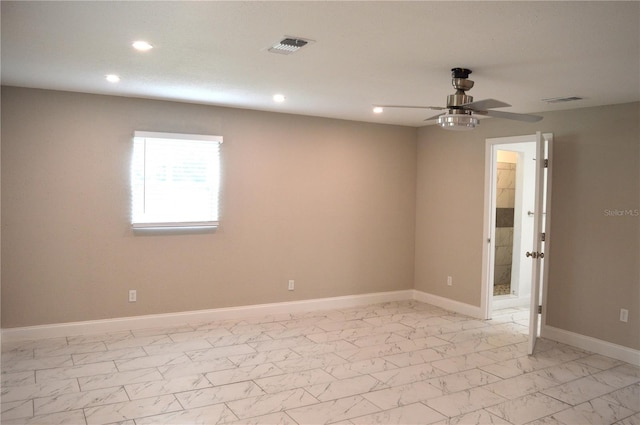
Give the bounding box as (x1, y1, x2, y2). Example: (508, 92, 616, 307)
(412, 290, 483, 319)
(542, 325, 640, 366)
(5, 289, 638, 367)
(1, 290, 414, 342)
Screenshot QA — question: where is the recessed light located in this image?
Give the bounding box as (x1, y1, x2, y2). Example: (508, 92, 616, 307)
(105, 74, 120, 83)
(132, 40, 153, 51)
(373, 106, 384, 114)
(273, 94, 286, 103)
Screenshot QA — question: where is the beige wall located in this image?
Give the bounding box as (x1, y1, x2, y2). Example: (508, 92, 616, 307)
(2, 87, 638, 352)
(1, 87, 417, 328)
(414, 125, 487, 306)
(416, 102, 640, 350)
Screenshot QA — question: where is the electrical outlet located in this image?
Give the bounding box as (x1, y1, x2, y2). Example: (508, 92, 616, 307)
(620, 308, 629, 322)
(129, 289, 137, 303)
(288, 280, 295, 291)
(447, 276, 453, 286)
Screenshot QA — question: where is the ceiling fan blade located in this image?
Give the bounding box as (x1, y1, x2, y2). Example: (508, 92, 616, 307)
(424, 112, 445, 121)
(375, 105, 446, 110)
(463, 98, 511, 110)
(476, 109, 543, 122)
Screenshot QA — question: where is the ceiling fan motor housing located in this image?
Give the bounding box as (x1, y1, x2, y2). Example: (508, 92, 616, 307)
(448, 67, 474, 113)
(447, 93, 473, 112)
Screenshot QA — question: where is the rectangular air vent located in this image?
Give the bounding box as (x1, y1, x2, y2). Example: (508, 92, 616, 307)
(541, 96, 584, 104)
(268, 37, 313, 55)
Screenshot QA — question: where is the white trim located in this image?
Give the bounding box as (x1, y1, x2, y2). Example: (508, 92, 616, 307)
(1, 290, 413, 342)
(132, 222, 219, 230)
(480, 133, 553, 330)
(543, 325, 640, 366)
(539, 134, 554, 342)
(134, 131, 222, 143)
(412, 290, 483, 319)
(5, 289, 638, 367)
(482, 134, 540, 321)
(480, 138, 495, 320)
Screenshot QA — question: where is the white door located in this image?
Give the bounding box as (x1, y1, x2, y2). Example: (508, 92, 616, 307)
(527, 131, 553, 355)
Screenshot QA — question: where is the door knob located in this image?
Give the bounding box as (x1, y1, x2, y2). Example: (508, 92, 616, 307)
(526, 251, 538, 259)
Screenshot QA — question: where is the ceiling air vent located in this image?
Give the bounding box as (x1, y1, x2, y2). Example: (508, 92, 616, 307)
(541, 96, 584, 104)
(268, 37, 313, 55)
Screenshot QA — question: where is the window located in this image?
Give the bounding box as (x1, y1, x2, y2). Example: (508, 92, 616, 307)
(131, 131, 222, 229)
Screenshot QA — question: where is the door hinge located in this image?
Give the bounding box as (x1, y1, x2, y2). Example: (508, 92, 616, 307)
(544, 159, 549, 168)
(541, 232, 546, 242)
(538, 305, 542, 314)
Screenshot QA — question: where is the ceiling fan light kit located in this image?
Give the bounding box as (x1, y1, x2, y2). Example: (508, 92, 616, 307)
(437, 112, 479, 130)
(377, 67, 542, 130)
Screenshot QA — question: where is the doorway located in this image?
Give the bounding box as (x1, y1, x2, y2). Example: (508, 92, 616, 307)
(481, 133, 553, 353)
(492, 144, 536, 311)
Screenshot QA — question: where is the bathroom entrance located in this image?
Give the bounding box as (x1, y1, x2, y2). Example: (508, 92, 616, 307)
(492, 145, 536, 307)
(481, 132, 553, 354)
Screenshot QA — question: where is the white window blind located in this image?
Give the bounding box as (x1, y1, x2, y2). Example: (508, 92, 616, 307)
(131, 131, 222, 229)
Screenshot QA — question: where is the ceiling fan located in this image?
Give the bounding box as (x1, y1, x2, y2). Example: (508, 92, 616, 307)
(375, 68, 543, 130)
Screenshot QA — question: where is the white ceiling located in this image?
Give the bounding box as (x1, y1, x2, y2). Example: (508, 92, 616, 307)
(2, 1, 639, 127)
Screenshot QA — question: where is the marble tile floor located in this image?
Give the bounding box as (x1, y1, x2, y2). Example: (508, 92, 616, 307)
(1, 300, 638, 425)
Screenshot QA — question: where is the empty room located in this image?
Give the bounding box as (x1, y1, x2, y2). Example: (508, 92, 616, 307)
(1, 2, 638, 424)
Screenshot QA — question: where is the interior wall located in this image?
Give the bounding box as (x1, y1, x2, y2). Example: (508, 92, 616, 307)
(416, 102, 640, 350)
(1, 87, 418, 328)
(2, 87, 638, 353)
(414, 124, 487, 307)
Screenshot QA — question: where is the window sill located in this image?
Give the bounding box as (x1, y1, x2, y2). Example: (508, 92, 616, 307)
(132, 222, 218, 235)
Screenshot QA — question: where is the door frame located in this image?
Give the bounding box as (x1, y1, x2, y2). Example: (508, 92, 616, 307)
(480, 133, 552, 328)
